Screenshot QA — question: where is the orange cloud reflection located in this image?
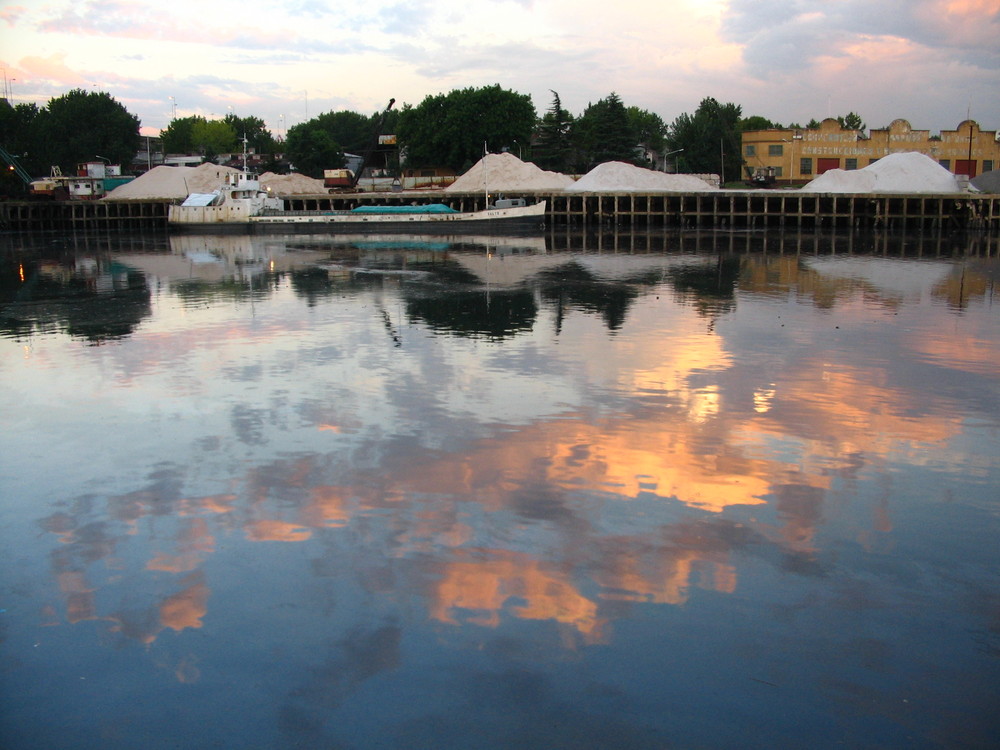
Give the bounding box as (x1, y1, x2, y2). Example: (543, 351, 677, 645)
(245, 519, 312, 542)
(57, 571, 96, 624)
(430, 550, 605, 640)
(147, 517, 215, 573)
(160, 572, 209, 633)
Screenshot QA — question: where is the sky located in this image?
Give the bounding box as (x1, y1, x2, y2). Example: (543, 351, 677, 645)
(1, 0, 998, 138)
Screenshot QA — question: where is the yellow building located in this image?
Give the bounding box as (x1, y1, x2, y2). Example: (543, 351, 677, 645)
(742, 118, 1000, 185)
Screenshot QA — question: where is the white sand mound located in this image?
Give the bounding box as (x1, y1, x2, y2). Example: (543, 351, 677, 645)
(799, 152, 962, 194)
(446, 152, 574, 192)
(567, 161, 716, 192)
(104, 163, 240, 200)
(259, 172, 326, 195)
(971, 169, 1000, 194)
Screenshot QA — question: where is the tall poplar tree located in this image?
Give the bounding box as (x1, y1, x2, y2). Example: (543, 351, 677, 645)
(533, 91, 574, 173)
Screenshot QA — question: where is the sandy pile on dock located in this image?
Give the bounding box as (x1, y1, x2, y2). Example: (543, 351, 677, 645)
(971, 169, 1000, 194)
(446, 153, 575, 192)
(104, 164, 327, 199)
(567, 161, 717, 192)
(799, 152, 963, 193)
(103, 164, 240, 200)
(259, 172, 326, 194)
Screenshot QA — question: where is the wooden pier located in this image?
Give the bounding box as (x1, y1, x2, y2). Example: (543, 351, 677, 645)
(1, 191, 997, 233)
(0, 199, 172, 232)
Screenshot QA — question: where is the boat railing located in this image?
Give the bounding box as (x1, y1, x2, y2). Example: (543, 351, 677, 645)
(258, 208, 343, 217)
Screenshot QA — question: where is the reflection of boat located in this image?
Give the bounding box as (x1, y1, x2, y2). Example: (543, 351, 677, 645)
(113, 235, 328, 282)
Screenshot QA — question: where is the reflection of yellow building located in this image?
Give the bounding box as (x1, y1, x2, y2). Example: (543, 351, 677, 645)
(742, 119, 1000, 184)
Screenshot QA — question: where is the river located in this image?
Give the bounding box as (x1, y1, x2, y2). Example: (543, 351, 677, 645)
(1, 229, 998, 749)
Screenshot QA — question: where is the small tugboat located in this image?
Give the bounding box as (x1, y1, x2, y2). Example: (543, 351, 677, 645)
(168, 138, 283, 231)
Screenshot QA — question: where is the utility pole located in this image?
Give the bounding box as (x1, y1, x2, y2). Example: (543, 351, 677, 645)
(720, 139, 725, 185)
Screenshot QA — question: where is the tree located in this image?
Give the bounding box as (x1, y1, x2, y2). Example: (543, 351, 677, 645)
(190, 119, 237, 160)
(627, 106, 668, 167)
(33, 89, 140, 172)
(223, 113, 277, 155)
(837, 112, 866, 131)
(309, 110, 373, 155)
(278, 103, 399, 177)
(667, 97, 743, 180)
(533, 90, 574, 173)
(284, 123, 344, 177)
(0, 100, 42, 193)
(572, 92, 637, 171)
(740, 115, 781, 131)
(160, 116, 200, 154)
(397, 85, 536, 171)
(160, 115, 237, 159)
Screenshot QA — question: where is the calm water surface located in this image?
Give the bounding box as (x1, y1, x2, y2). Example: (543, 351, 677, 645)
(1, 230, 998, 749)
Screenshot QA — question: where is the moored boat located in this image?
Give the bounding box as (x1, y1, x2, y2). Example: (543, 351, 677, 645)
(248, 199, 547, 235)
(169, 189, 546, 234)
(167, 168, 283, 230)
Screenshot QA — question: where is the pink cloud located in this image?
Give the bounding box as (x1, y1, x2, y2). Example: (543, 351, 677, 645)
(36, 0, 319, 51)
(18, 53, 86, 86)
(1, 5, 25, 26)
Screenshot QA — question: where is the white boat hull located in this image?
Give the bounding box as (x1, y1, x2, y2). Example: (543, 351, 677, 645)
(169, 201, 547, 234)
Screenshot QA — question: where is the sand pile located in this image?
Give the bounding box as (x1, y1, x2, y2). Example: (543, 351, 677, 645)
(259, 172, 326, 195)
(799, 152, 962, 193)
(446, 153, 575, 192)
(971, 169, 1000, 194)
(104, 164, 240, 200)
(567, 161, 716, 192)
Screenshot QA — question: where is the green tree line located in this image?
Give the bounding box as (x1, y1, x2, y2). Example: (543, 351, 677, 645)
(1, 84, 871, 195)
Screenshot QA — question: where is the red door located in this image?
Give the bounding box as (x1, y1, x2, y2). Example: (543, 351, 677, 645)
(817, 158, 840, 174)
(955, 160, 977, 178)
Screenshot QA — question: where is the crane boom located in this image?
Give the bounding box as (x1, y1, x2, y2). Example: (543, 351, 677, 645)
(1, 144, 32, 183)
(350, 98, 395, 189)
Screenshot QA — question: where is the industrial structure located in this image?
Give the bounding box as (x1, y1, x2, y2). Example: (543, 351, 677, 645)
(742, 118, 1000, 186)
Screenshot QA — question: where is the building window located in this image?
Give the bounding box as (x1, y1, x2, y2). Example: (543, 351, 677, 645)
(800, 158, 813, 175)
(745, 145, 756, 157)
(984, 160, 994, 172)
(774, 166, 783, 177)
(845, 159, 858, 170)
(939, 159, 950, 170)
(768, 144, 783, 157)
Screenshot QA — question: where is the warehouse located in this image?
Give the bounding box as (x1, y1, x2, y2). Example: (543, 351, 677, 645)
(742, 118, 1000, 186)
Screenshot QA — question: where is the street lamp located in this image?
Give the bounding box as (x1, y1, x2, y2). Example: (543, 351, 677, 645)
(662, 148, 684, 172)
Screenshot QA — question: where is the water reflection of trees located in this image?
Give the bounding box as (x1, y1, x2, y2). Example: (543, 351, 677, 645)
(0, 254, 151, 342)
(666, 257, 740, 317)
(537, 261, 643, 331)
(405, 288, 538, 339)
